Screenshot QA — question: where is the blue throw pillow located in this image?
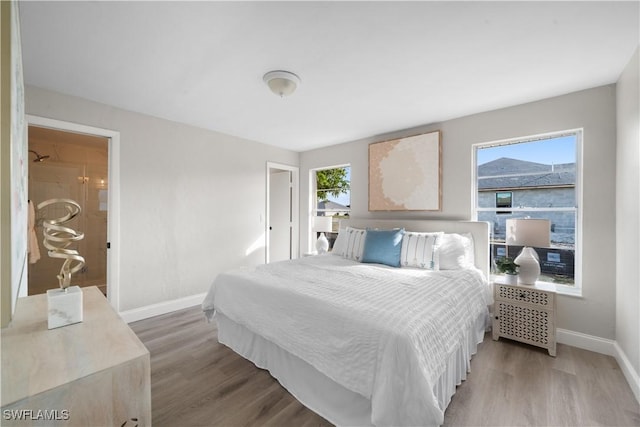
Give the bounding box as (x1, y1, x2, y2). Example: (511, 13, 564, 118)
(361, 229, 405, 267)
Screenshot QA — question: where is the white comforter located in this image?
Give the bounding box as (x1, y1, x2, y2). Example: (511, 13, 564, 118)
(202, 254, 490, 426)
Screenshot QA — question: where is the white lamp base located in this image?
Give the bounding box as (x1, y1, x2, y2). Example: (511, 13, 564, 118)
(515, 247, 541, 285)
(47, 286, 83, 329)
(315, 233, 329, 254)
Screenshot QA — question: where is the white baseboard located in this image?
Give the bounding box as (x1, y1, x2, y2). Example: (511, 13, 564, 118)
(119, 292, 206, 324)
(556, 328, 616, 355)
(613, 341, 640, 404)
(557, 328, 640, 405)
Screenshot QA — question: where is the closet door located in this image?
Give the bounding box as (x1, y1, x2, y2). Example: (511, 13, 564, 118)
(268, 170, 292, 263)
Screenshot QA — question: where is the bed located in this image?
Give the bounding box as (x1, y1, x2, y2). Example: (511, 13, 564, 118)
(202, 219, 491, 426)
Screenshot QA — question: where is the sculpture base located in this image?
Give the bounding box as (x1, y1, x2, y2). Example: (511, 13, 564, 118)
(47, 286, 83, 329)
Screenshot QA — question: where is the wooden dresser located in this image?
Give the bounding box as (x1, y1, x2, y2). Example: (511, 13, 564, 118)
(1, 287, 151, 426)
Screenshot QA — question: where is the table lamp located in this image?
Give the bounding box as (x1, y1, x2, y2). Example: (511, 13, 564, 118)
(313, 216, 333, 254)
(506, 218, 550, 285)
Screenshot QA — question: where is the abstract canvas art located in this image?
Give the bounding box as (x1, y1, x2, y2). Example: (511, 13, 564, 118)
(369, 130, 441, 211)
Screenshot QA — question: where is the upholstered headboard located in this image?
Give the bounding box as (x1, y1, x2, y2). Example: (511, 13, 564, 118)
(339, 219, 491, 280)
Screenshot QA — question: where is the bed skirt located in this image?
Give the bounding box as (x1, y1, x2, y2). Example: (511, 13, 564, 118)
(216, 311, 487, 427)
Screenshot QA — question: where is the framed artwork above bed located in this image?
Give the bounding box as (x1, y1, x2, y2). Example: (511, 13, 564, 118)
(368, 130, 442, 211)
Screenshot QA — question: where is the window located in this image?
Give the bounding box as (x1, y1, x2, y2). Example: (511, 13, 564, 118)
(311, 165, 351, 250)
(473, 131, 581, 294)
(495, 191, 512, 214)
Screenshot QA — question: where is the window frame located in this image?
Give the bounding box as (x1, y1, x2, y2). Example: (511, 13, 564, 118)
(309, 164, 351, 251)
(472, 129, 583, 296)
(495, 191, 513, 214)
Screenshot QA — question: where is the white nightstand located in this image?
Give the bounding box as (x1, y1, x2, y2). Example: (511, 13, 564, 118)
(303, 251, 318, 257)
(492, 281, 557, 356)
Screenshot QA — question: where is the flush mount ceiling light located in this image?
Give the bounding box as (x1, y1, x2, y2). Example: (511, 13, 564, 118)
(263, 70, 301, 97)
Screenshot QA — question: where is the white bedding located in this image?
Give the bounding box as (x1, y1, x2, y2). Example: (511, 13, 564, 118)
(202, 254, 491, 426)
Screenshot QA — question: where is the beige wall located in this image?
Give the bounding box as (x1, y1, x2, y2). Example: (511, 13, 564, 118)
(25, 86, 299, 312)
(616, 47, 640, 377)
(300, 85, 617, 340)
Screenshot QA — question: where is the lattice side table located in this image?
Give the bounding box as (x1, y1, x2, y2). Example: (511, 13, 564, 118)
(492, 281, 557, 356)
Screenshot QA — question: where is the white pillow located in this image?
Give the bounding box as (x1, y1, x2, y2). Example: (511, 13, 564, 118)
(343, 227, 367, 261)
(437, 232, 475, 270)
(331, 228, 348, 256)
(400, 231, 443, 270)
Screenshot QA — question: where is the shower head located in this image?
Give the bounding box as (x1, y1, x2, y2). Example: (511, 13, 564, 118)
(29, 150, 50, 162)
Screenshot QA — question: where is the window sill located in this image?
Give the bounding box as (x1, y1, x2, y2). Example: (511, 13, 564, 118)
(553, 283, 583, 298)
(490, 274, 582, 297)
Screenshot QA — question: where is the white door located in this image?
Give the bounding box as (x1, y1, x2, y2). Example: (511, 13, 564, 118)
(268, 170, 292, 263)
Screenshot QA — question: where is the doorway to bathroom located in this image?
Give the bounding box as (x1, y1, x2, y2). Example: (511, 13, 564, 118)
(27, 125, 109, 296)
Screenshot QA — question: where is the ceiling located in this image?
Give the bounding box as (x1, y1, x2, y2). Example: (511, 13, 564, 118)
(19, 1, 639, 152)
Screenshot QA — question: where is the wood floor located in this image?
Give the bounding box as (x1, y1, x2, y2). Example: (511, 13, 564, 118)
(130, 306, 640, 427)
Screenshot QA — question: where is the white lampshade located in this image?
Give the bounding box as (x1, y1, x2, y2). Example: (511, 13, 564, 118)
(313, 216, 333, 233)
(506, 219, 550, 248)
(506, 218, 550, 285)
